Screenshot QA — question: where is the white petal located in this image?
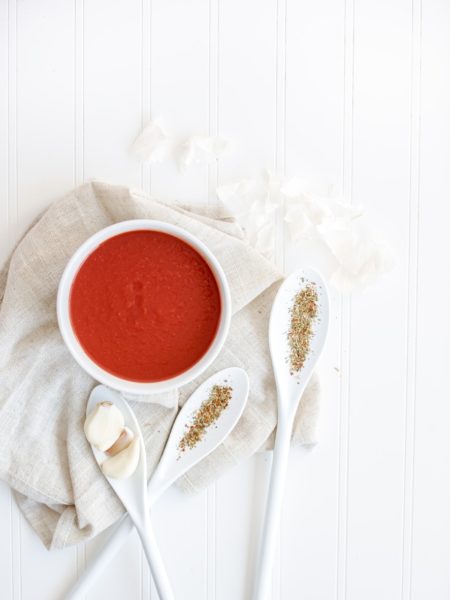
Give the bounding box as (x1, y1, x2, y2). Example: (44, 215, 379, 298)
(217, 178, 270, 218)
(281, 175, 335, 198)
(320, 222, 395, 291)
(131, 120, 172, 164)
(132, 121, 228, 170)
(284, 202, 313, 240)
(254, 221, 275, 258)
(176, 136, 228, 171)
(217, 171, 394, 291)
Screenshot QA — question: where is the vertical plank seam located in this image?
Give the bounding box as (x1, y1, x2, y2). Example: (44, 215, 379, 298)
(141, 0, 152, 201)
(0, 2, 8, 263)
(10, 497, 21, 600)
(207, 485, 217, 600)
(336, 0, 354, 598)
(207, 0, 219, 597)
(274, 0, 287, 272)
(275, 0, 287, 598)
(8, 0, 17, 247)
(141, 1, 152, 595)
(8, 2, 20, 595)
(19, 514, 22, 600)
(74, 0, 84, 186)
(9, 491, 13, 599)
(208, 0, 219, 205)
(73, 0, 77, 187)
(74, 0, 86, 588)
(401, 0, 422, 598)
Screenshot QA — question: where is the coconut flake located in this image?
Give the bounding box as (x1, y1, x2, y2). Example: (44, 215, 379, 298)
(132, 120, 228, 171)
(131, 120, 173, 164)
(216, 173, 278, 257)
(320, 222, 395, 291)
(217, 171, 394, 291)
(176, 136, 228, 171)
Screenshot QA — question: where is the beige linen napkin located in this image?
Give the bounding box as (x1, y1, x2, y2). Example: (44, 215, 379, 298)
(0, 182, 320, 550)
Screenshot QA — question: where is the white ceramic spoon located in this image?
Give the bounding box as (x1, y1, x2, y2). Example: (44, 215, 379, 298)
(252, 268, 330, 600)
(67, 367, 249, 599)
(85, 386, 174, 600)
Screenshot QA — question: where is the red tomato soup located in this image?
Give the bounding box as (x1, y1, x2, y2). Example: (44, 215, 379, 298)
(69, 230, 221, 382)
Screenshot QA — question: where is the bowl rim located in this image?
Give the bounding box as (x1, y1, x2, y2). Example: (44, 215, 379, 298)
(56, 219, 232, 395)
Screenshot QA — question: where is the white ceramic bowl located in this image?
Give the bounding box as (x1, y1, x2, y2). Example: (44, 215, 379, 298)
(57, 219, 232, 395)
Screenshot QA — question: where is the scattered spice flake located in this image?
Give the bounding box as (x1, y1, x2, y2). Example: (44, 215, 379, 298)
(178, 385, 232, 454)
(288, 283, 318, 374)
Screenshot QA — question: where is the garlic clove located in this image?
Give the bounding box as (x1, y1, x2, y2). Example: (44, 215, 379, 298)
(101, 437, 140, 480)
(84, 401, 124, 452)
(106, 427, 135, 456)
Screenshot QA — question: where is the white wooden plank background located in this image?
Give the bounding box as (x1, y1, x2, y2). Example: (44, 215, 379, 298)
(0, 0, 449, 599)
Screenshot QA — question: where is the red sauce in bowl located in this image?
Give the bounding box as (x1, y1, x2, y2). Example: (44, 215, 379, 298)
(69, 230, 221, 382)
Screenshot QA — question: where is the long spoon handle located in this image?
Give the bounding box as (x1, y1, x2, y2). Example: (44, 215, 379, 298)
(253, 414, 294, 600)
(136, 513, 175, 600)
(66, 513, 136, 599)
(65, 483, 166, 599)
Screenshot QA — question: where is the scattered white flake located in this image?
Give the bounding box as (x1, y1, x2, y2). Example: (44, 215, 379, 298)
(132, 124, 393, 291)
(132, 120, 228, 171)
(176, 135, 228, 171)
(216, 172, 279, 257)
(217, 170, 394, 291)
(131, 120, 174, 164)
(321, 222, 395, 291)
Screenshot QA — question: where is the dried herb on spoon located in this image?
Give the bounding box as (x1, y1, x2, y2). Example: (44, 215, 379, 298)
(288, 282, 318, 374)
(178, 384, 232, 454)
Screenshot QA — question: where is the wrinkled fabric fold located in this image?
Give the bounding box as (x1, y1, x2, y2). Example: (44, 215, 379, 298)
(0, 182, 320, 549)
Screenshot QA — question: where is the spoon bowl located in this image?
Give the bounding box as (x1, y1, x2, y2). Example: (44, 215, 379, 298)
(86, 386, 147, 517)
(148, 366, 249, 502)
(67, 367, 249, 599)
(269, 268, 330, 405)
(253, 268, 330, 600)
(86, 387, 175, 600)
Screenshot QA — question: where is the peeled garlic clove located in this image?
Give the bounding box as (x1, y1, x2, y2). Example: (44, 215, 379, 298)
(101, 437, 140, 480)
(106, 427, 135, 456)
(84, 401, 124, 451)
